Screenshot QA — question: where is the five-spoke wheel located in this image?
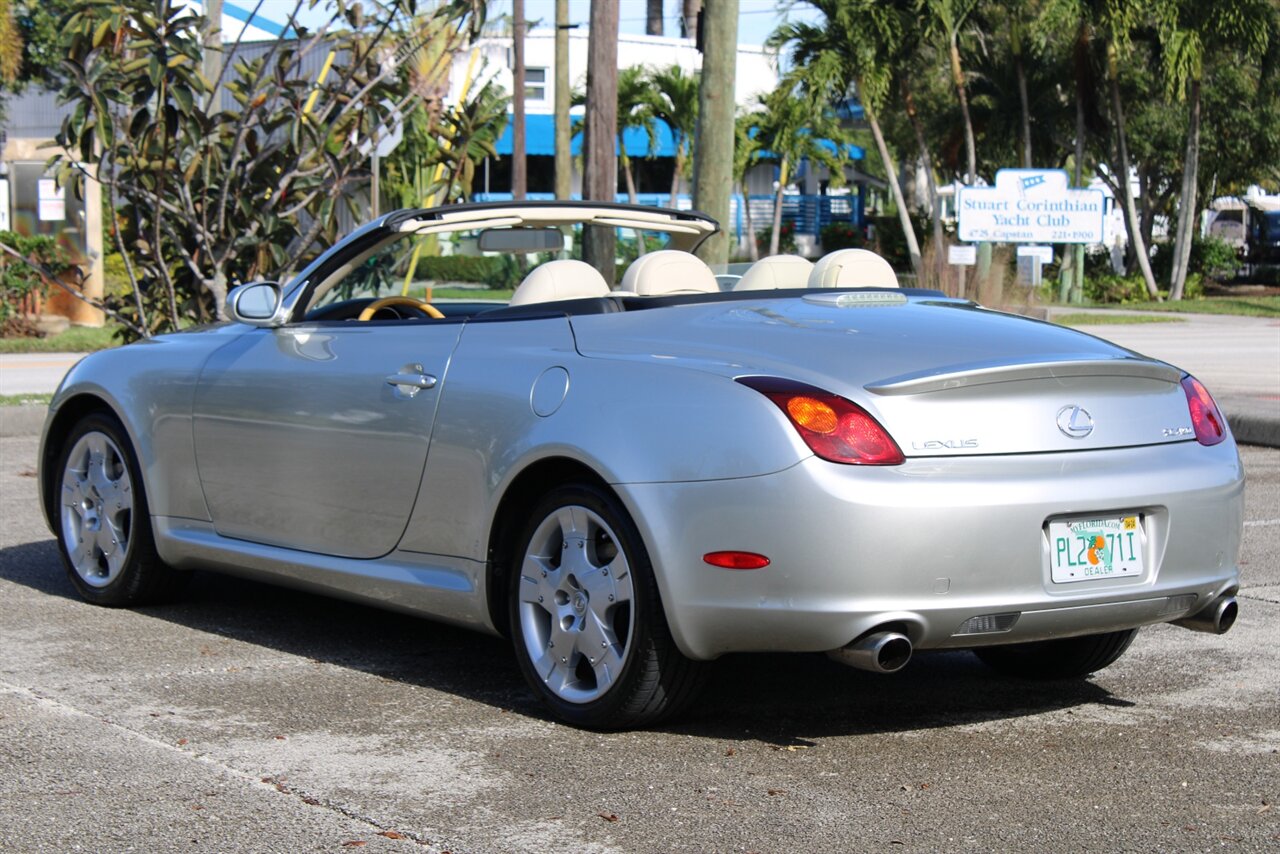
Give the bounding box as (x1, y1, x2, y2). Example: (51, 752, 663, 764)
(55, 413, 185, 605)
(509, 483, 701, 729)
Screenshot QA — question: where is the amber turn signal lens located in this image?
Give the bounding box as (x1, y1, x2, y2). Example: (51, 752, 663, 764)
(785, 396, 838, 433)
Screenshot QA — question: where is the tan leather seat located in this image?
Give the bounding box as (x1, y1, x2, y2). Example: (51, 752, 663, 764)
(732, 254, 815, 291)
(808, 249, 899, 288)
(509, 259, 611, 306)
(621, 250, 720, 296)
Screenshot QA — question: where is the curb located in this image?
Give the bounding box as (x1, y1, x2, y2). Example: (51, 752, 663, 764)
(0, 405, 48, 438)
(1, 402, 1276, 448)
(1227, 411, 1280, 449)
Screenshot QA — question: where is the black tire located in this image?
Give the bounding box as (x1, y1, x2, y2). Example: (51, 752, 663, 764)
(508, 482, 703, 729)
(53, 412, 187, 606)
(973, 628, 1139, 679)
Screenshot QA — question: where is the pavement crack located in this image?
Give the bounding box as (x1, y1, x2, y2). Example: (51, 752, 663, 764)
(0, 678, 439, 850)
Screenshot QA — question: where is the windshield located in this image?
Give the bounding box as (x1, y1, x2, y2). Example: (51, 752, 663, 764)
(306, 225, 677, 315)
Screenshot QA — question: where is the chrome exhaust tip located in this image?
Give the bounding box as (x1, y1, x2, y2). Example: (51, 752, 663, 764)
(1172, 595, 1238, 635)
(827, 631, 913, 673)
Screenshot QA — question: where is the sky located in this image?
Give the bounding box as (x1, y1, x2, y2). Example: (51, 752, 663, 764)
(209, 1, 820, 47)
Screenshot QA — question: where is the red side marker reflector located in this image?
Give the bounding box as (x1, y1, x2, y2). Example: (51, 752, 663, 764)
(703, 551, 771, 570)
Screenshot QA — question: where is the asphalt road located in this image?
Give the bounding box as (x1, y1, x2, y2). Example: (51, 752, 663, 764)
(1, 434, 1278, 853)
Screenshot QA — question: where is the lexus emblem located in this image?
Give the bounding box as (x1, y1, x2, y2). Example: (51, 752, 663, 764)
(1056, 405, 1094, 439)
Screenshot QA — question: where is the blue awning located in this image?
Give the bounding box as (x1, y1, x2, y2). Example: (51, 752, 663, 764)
(495, 113, 862, 161)
(496, 114, 679, 158)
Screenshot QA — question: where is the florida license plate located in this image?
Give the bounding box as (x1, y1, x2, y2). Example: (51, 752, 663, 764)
(1049, 515, 1145, 583)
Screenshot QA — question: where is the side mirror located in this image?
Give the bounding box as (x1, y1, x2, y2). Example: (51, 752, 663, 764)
(229, 281, 284, 327)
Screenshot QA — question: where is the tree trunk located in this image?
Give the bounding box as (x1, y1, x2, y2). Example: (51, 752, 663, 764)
(682, 0, 701, 41)
(692, 0, 738, 267)
(864, 98, 921, 276)
(646, 0, 663, 36)
(622, 151, 638, 204)
(1015, 52, 1032, 168)
(1107, 44, 1159, 300)
(1170, 79, 1201, 300)
(670, 147, 683, 207)
(949, 33, 977, 185)
(512, 0, 527, 200)
(554, 0, 571, 200)
(202, 0, 223, 113)
(582, 0, 619, 282)
(902, 79, 944, 285)
(769, 155, 787, 256)
(742, 180, 758, 261)
(1069, 21, 1089, 303)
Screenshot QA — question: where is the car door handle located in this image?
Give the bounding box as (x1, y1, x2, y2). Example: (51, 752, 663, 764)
(385, 372, 437, 390)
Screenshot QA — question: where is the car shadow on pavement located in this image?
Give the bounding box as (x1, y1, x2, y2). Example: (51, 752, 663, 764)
(1, 539, 1133, 741)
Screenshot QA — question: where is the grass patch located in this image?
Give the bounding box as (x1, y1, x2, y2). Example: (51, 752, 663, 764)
(0, 324, 121, 353)
(1099, 296, 1280, 317)
(0, 392, 53, 407)
(1054, 313, 1185, 327)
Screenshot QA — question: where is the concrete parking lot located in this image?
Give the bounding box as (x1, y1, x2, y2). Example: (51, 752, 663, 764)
(1, 434, 1278, 853)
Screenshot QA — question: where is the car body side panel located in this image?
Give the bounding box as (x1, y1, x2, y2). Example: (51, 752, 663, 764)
(153, 518, 492, 631)
(398, 316, 810, 560)
(190, 322, 463, 559)
(616, 440, 1243, 660)
(40, 328, 245, 526)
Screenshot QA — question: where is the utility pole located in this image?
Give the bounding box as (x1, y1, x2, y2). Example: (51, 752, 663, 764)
(582, 0, 619, 283)
(554, 0, 571, 200)
(201, 0, 223, 113)
(512, 0, 527, 200)
(692, 0, 737, 267)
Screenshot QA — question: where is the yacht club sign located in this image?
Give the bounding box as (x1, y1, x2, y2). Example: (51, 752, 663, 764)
(957, 169, 1105, 244)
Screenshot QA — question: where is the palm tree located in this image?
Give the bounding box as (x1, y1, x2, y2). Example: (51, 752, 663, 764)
(921, 0, 979, 185)
(734, 108, 767, 260)
(617, 66, 659, 204)
(751, 82, 852, 256)
(1160, 0, 1274, 299)
(770, 0, 922, 275)
(432, 79, 511, 202)
(647, 64, 699, 205)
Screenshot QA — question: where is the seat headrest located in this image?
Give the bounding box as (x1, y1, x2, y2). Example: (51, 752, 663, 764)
(808, 249, 899, 289)
(509, 259, 610, 306)
(621, 250, 720, 296)
(733, 254, 815, 291)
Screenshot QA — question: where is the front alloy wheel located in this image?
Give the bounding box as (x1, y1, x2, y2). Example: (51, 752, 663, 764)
(509, 484, 701, 729)
(55, 413, 185, 605)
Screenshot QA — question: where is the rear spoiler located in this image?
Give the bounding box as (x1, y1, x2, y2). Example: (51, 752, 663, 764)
(865, 357, 1183, 396)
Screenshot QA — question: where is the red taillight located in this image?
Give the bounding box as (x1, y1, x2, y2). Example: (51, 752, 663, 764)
(1180, 375, 1227, 446)
(703, 551, 771, 570)
(737, 376, 905, 465)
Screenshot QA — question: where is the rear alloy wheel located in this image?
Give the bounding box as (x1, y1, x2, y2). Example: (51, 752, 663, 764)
(55, 413, 185, 606)
(509, 483, 701, 729)
(973, 628, 1139, 679)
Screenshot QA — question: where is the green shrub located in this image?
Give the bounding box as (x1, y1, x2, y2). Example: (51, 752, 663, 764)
(819, 221, 864, 252)
(755, 222, 798, 255)
(414, 255, 522, 289)
(1150, 236, 1240, 283)
(1084, 273, 1151, 304)
(0, 232, 74, 336)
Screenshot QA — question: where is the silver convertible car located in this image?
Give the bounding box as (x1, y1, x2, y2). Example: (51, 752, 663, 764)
(39, 201, 1242, 729)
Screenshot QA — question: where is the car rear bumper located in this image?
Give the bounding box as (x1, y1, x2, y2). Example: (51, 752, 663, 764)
(617, 440, 1244, 660)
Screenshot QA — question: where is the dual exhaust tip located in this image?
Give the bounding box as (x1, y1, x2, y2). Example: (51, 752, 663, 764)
(829, 594, 1238, 674)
